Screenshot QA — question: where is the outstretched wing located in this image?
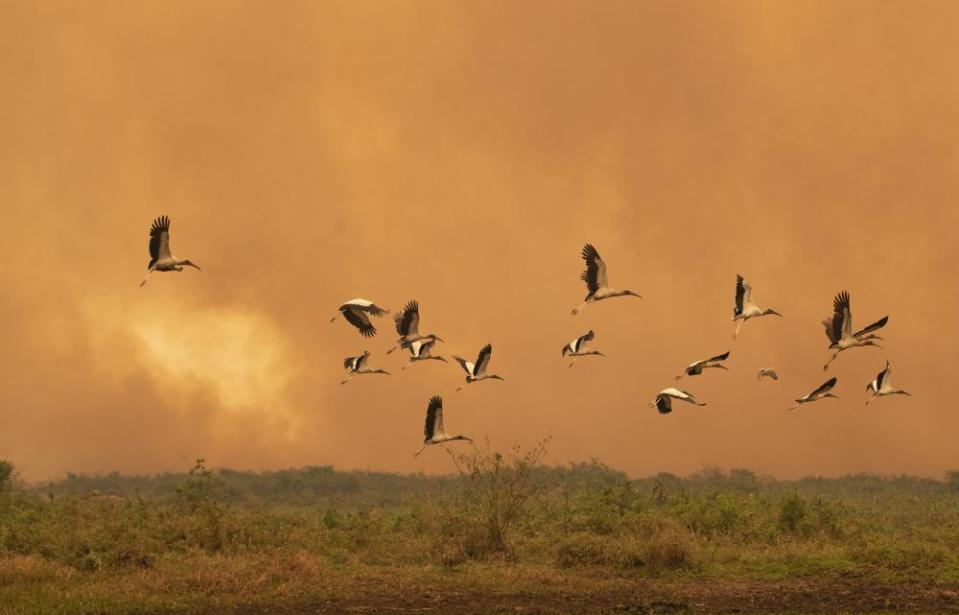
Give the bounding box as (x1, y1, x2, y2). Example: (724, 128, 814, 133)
(394, 300, 420, 336)
(452, 356, 474, 377)
(708, 351, 730, 363)
(811, 377, 837, 397)
(833, 291, 852, 339)
(822, 318, 839, 344)
(356, 351, 370, 370)
(474, 344, 492, 376)
(854, 315, 888, 339)
(342, 299, 388, 317)
(580, 244, 607, 293)
(655, 395, 672, 415)
(343, 356, 357, 370)
(876, 361, 890, 390)
(424, 396, 443, 440)
(342, 308, 376, 337)
(148, 215, 171, 268)
(734, 275, 745, 316)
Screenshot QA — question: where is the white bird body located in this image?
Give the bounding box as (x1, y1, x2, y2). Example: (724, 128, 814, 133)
(677, 351, 730, 379)
(388, 300, 443, 354)
(788, 377, 838, 410)
(414, 396, 472, 457)
(757, 367, 779, 381)
(402, 339, 448, 369)
(561, 330, 604, 367)
(339, 351, 390, 384)
(140, 216, 201, 287)
(331, 299, 389, 337)
(649, 388, 706, 414)
(822, 291, 887, 371)
(866, 361, 910, 405)
(453, 344, 504, 391)
(732, 275, 781, 338)
(571, 244, 641, 315)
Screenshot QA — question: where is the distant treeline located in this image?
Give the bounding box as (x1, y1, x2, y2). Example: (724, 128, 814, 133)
(25, 461, 959, 507)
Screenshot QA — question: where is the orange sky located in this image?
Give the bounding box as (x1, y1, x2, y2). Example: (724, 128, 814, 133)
(2, 1, 957, 481)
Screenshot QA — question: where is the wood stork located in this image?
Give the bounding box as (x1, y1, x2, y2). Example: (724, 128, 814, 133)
(339, 351, 390, 385)
(822, 291, 887, 371)
(676, 351, 730, 380)
(561, 330, 604, 367)
(571, 244, 641, 315)
(788, 377, 838, 411)
(402, 339, 448, 369)
(387, 300, 443, 354)
(140, 216, 201, 287)
(414, 396, 473, 457)
(757, 367, 780, 381)
(732, 275, 781, 338)
(649, 388, 706, 414)
(453, 344, 504, 391)
(330, 299, 389, 337)
(866, 361, 911, 405)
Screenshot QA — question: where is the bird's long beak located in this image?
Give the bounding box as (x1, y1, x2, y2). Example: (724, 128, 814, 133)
(184, 261, 201, 270)
(769, 310, 783, 317)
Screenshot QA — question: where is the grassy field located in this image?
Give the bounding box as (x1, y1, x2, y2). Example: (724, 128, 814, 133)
(2, 444, 959, 614)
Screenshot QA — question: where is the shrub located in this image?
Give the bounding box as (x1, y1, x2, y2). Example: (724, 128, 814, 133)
(779, 492, 808, 534)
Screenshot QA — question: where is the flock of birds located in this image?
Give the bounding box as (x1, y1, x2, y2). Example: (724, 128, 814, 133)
(141, 217, 912, 456)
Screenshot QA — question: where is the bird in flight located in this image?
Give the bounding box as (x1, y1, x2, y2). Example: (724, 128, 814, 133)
(331, 299, 389, 337)
(402, 339, 448, 370)
(453, 344, 505, 391)
(649, 388, 706, 414)
(388, 300, 443, 354)
(140, 216, 201, 287)
(676, 351, 730, 380)
(561, 330, 604, 367)
(756, 367, 780, 381)
(571, 244, 641, 315)
(414, 396, 472, 457)
(732, 275, 781, 339)
(822, 291, 887, 371)
(865, 361, 911, 405)
(788, 377, 838, 410)
(339, 351, 390, 385)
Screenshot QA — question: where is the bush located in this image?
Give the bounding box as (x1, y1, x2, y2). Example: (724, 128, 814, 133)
(779, 492, 808, 534)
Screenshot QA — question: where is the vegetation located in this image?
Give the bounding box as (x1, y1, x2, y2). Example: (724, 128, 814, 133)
(1, 448, 959, 613)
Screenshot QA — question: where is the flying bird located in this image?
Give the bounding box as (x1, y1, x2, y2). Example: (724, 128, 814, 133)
(649, 388, 706, 414)
(788, 377, 838, 410)
(140, 216, 201, 287)
(330, 299, 389, 337)
(571, 244, 641, 315)
(676, 351, 730, 380)
(339, 351, 390, 385)
(402, 339, 448, 369)
(757, 367, 780, 381)
(732, 275, 781, 338)
(562, 330, 604, 367)
(414, 396, 473, 457)
(865, 361, 911, 405)
(822, 291, 887, 371)
(388, 300, 443, 354)
(453, 344, 504, 391)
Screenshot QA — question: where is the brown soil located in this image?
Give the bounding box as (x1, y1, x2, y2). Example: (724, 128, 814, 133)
(224, 578, 959, 615)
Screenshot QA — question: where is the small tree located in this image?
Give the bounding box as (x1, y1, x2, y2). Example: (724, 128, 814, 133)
(0, 461, 14, 492)
(448, 437, 550, 557)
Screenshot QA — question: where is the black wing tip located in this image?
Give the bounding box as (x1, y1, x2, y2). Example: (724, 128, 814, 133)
(834, 290, 850, 309)
(481, 343, 492, 353)
(825, 376, 838, 387)
(404, 299, 419, 312)
(428, 395, 443, 408)
(150, 215, 170, 233)
(580, 243, 599, 260)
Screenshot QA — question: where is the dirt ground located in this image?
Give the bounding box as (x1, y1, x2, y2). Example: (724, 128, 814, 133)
(223, 578, 959, 615)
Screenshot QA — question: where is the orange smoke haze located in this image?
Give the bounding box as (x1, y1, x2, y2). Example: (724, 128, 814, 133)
(1, 1, 957, 480)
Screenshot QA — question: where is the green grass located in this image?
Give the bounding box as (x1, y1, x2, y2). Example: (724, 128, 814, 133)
(1, 455, 959, 613)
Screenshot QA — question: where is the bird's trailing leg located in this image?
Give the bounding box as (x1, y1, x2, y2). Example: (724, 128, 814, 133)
(413, 444, 427, 458)
(339, 376, 352, 385)
(733, 320, 743, 340)
(570, 302, 588, 316)
(823, 353, 838, 372)
(139, 268, 155, 288)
